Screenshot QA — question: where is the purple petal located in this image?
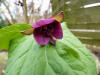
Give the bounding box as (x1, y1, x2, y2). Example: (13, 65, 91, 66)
(32, 19, 55, 28)
(51, 21, 63, 39)
(33, 29, 50, 45)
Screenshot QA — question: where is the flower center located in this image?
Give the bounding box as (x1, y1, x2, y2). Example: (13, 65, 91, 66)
(41, 24, 54, 37)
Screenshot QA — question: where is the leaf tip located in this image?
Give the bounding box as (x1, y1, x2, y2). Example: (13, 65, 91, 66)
(21, 27, 34, 35)
(51, 11, 64, 23)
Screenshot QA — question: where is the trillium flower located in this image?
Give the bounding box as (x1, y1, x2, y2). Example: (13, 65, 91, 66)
(21, 12, 64, 45)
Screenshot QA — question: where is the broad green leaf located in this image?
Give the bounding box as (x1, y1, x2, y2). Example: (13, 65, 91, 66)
(5, 22, 97, 75)
(0, 24, 31, 50)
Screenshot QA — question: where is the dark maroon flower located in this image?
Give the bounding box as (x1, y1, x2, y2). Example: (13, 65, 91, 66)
(21, 12, 64, 45)
(32, 19, 63, 45)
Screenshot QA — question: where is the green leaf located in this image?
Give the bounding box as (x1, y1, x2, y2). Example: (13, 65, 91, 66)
(0, 24, 31, 50)
(5, 22, 97, 75)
